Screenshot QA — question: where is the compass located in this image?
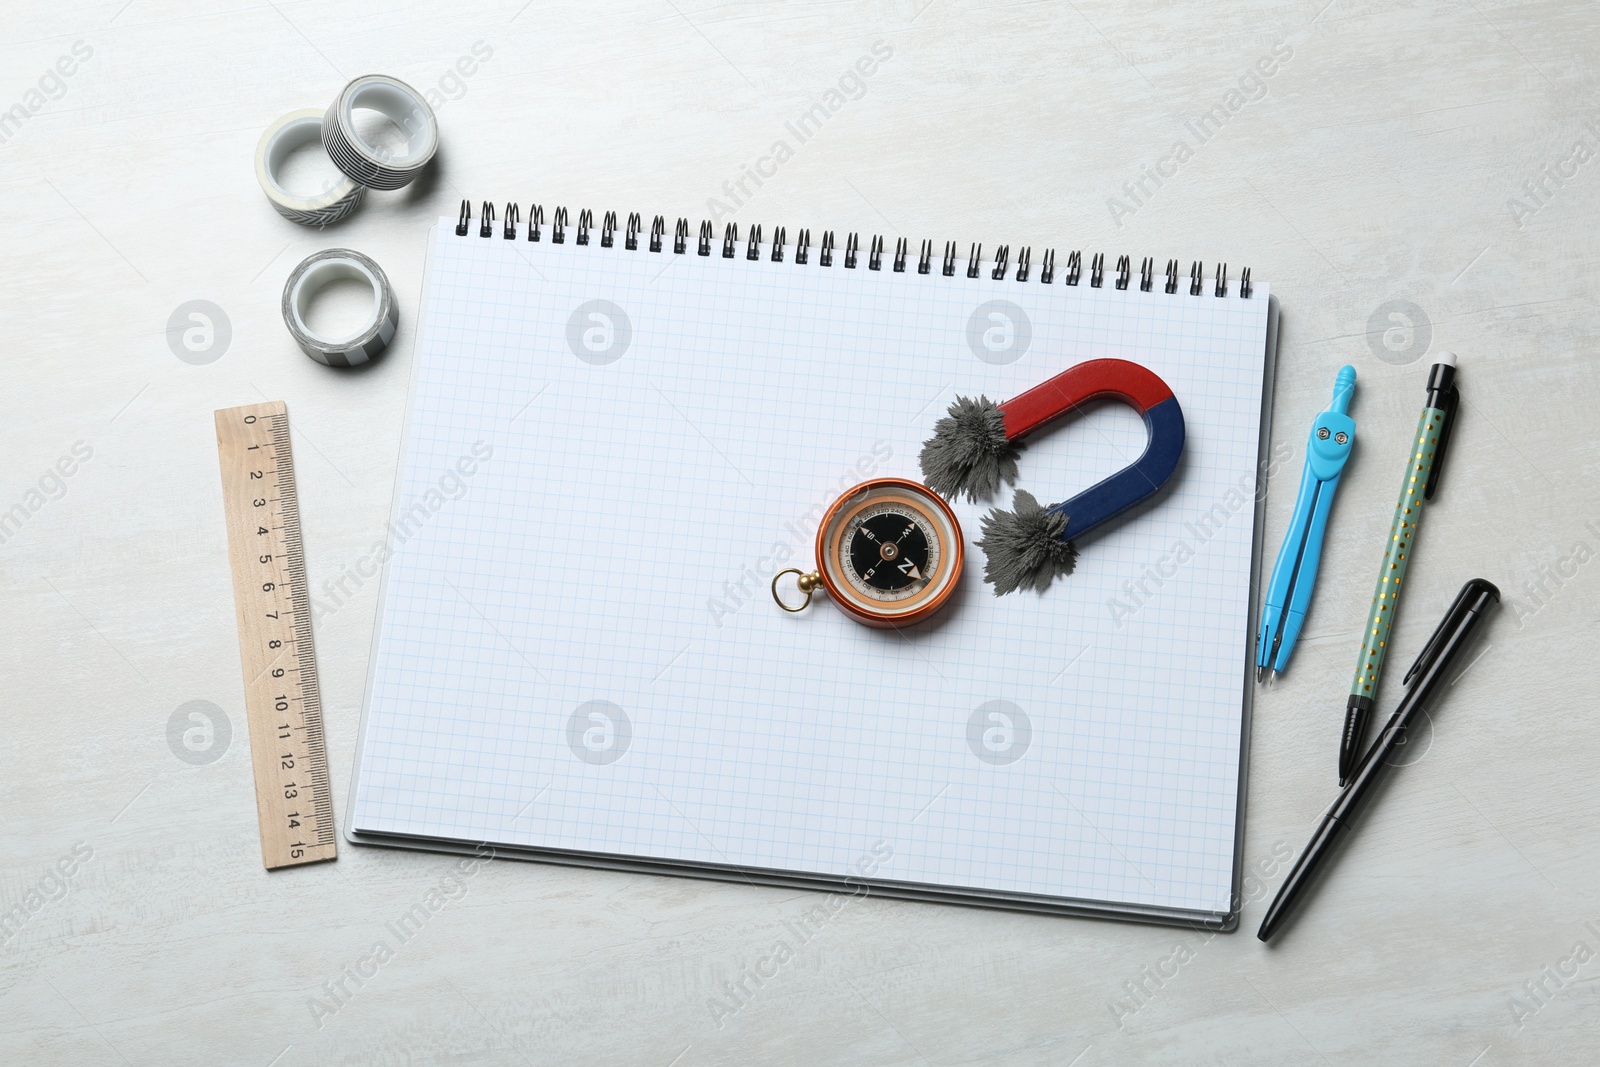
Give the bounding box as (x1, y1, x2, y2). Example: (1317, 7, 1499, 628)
(773, 478, 964, 627)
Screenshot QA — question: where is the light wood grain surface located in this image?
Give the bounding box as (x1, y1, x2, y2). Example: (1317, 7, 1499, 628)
(3, 1, 1598, 1064)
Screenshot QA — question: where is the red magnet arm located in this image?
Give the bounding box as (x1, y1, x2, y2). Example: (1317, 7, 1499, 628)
(999, 358, 1175, 440)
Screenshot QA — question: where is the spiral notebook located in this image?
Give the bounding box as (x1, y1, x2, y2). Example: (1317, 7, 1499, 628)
(346, 203, 1279, 928)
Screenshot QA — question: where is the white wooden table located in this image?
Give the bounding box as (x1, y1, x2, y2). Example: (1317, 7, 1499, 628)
(4, 2, 1597, 1063)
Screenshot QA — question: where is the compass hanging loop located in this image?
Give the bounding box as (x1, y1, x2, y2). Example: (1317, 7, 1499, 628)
(772, 569, 820, 612)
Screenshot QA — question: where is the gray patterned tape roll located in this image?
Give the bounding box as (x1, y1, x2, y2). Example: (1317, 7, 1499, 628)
(281, 249, 398, 367)
(254, 108, 366, 226)
(321, 74, 438, 191)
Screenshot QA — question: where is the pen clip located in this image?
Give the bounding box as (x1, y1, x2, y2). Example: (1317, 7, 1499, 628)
(1402, 580, 1476, 686)
(1423, 384, 1459, 501)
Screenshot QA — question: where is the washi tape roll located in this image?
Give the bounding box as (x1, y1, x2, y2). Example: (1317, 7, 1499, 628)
(281, 249, 398, 367)
(321, 74, 439, 190)
(254, 108, 366, 226)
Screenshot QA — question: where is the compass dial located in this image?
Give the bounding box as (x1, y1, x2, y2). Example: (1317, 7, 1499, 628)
(816, 478, 963, 626)
(845, 506, 936, 597)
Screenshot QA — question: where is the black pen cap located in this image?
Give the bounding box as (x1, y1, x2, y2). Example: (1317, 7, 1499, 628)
(1425, 352, 1457, 401)
(1402, 578, 1500, 687)
(1424, 353, 1460, 500)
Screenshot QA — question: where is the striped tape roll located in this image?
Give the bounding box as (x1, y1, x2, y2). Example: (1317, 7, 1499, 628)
(321, 74, 438, 191)
(281, 249, 398, 367)
(254, 108, 365, 226)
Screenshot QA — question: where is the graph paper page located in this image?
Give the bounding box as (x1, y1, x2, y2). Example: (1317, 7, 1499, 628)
(350, 220, 1272, 916)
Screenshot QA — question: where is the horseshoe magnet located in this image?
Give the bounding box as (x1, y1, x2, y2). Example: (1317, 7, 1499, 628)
(918, 358, 1186, 594)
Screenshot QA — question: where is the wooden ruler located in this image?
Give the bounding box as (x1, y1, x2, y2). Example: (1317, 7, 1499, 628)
(215, 401, 337, 869)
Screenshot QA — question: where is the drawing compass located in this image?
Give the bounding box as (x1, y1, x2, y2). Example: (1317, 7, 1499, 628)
(1257, 365, 1357, 679)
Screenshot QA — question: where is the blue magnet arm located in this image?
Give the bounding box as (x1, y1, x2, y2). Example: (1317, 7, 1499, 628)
(1048, 395, 1186, 543)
